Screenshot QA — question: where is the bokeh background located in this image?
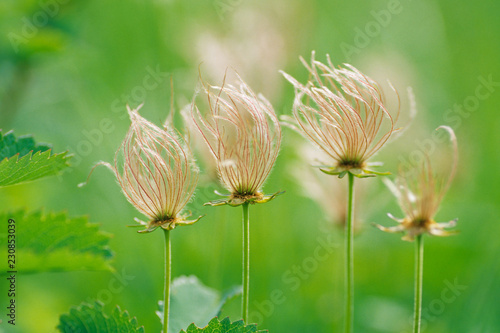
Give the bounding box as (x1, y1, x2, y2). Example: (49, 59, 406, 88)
(1, 0, 499, 332)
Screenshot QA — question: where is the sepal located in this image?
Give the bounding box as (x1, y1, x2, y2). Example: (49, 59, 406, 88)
(129, 214, 204, 233)
(204, 190, 285, 207)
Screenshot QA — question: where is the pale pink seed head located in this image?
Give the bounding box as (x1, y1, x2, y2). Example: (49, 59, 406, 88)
(114, 105, 198, 225)
(281, 52, 400, 170)
(395, 126, 457, 222)
(376, 126, 458, 241)
(192, 73, 281, 198)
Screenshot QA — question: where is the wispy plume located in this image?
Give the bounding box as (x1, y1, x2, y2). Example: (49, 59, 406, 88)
(81, 105, 202, 233)
(192, 71, 283, 206)
(281, 51, 400, 178)
(375, 126, 458, 241)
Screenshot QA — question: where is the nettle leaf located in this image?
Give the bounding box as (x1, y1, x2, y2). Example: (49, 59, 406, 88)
(181, 317, 268, 333)
(0, 131, 51, 159)
(0, 210, 113, 274)
(58, 301, 145, 333)
(0, 130, 71, 187)
(157, 275, 242, 333)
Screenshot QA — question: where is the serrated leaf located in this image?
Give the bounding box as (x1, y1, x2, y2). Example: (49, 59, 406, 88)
(0, 130, 71, 187)
(0, 131, 51, 159)
(58, 301, 145, 333)
(0, 210, 113, 274)
(180, 316, 268, 333)
(157, 275, 242, 333)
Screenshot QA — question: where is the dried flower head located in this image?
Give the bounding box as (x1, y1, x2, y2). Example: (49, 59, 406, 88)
(192, 72, 283, 206)
(375, 126, 458, 241)
(82, 105, 202, 233)
(281, 51, 400, 178)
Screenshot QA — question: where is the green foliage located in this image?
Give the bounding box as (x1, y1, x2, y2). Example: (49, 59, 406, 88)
(58, 301, 145, 333)
(0, 130, 70, 187)
(0, 209, 113, 274)
(0, 130, 50, 159)
(0, 0, 498, 331)
(180, 317, 267, 333)
(0, 0, 79, 58)
(158, 275, 242, 333)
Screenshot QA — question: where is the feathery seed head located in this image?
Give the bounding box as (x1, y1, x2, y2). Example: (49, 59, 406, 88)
(281, 51, 400, 178)
(192, 72, 283, 206)
(84, 105, 202, 233)
(375, 126, 458, 241)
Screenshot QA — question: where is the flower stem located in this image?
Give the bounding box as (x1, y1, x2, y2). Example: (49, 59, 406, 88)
(242, 202, 250, 323)
(163, 229, 171, 333)
(413, 234, 424, 333)
(344, 172, 355, 333)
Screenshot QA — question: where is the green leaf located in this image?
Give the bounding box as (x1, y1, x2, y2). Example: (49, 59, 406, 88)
(157, 275, 242, 333)
(180, 317, 268, 333)
(0, 210, 113, 274)
(58, 301, 145, 333)
(0, 131, 51, 159)
(0, 130, 71, 187)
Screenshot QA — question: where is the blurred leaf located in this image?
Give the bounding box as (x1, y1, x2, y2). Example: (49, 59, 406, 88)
(157, 275, 242, 333)
(180, 317, 267, 333)
(58, 301, 145, 333)
(0, 210, 113, 274)
(0, 130, 51, 159)
(0, 0, 78, 58)
(0, 130, 71, 187)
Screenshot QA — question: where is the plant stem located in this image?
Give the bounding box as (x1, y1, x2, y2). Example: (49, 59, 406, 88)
(163, 229, 171, 333)
(242, 202, 250, 323)
(413, 234, 424, 333)
(344, 172, 355, 333)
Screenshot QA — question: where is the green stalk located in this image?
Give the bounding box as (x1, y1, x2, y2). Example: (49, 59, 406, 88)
(163, 229, 171, 333)
(413, 234, 424, 333)
(344, 172, 355, 333)
(242, 202, 250, 323)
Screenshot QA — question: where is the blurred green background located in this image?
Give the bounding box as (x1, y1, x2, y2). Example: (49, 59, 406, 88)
(1, 0, 499, 332)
